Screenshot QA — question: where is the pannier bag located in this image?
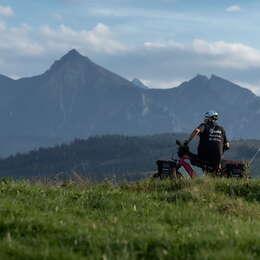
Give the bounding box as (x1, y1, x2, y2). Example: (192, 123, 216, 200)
(155, 160, 182, 179)
(221, 160, 249, 178)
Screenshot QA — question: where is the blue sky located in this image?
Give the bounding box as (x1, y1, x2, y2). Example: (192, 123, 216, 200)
(1, 0, 260, 93)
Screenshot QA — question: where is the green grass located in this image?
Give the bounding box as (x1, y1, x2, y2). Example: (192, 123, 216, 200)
(0, 178, 259, 259)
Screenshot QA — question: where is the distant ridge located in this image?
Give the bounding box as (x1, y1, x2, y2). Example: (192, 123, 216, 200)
(0, 49, 260, 156)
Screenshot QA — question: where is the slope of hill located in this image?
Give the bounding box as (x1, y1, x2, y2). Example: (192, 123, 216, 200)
(0, 134, 260, 180)
(1, 50, 260, 156)
(132, 78, 149, 89)
(0, 178, 259, 259)
(0, 134, 185, 180)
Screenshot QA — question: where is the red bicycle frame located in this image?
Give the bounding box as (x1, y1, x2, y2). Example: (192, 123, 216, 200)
(178, 155, 197, 178)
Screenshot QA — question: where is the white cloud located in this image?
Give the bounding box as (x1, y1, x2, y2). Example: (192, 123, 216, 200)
(0, 5, 14, 17)
(234, 81, 260, 95)
(0, 21, 128, 78)
(144, 41, 184, 50)
(132, 38, 260, 71)
(139, 79, 151, 87)
(40, 23, 127, 54)
(0, 20, 126, 59)
(149, 79, 185, 89)
(0, 23, 43, 56)
(226, 5, 241, 13)
(0, 21, 6, 31)
(192, 39, 260, 69)
(130, 77, 184, 89)
(1, 17, 260, 94)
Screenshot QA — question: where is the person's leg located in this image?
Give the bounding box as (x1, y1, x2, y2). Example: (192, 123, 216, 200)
(197, 151, 210, 176)
(210, 154, 222, 176)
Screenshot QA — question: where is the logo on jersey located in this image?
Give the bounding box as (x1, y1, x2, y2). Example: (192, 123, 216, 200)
(209, 128, 222, 142)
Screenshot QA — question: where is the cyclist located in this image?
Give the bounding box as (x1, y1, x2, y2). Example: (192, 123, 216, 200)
(184, 111, 230, 174)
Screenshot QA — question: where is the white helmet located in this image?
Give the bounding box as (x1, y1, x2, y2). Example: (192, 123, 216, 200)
(204, 110, 219, 121)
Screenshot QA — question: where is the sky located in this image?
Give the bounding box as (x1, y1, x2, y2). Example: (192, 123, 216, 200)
(1, 0, 260, 93)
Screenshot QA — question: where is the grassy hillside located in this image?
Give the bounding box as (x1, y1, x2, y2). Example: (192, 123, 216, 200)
(0, 178, 259, 259)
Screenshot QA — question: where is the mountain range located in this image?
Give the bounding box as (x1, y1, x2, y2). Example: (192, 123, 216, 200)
(0, 49, 260, 156)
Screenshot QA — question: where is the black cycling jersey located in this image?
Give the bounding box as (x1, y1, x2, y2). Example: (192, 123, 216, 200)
(197, 122, 227, 167)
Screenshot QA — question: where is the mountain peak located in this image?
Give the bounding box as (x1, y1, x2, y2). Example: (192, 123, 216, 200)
(64, 49, 82, 58)
(183, 74, 209, 89)
(132, 78, 149, 89)
(210, 74, 227, 82)
(47, 49, 93, 74)
(59, 49, 87, 62)
(56, 49, 96, 65)
(193, 74, 209, 81)
(209, 74, 256, 97)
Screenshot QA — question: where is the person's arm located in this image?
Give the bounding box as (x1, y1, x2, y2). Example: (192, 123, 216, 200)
(185, 124, 205, 145)
(222, 128, 230, 151)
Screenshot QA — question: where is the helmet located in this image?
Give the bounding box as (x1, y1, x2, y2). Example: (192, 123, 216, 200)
(204, 110, 219, 121)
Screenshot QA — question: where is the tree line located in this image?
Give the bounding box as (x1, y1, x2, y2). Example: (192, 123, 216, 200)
(0, 133, 259, 181)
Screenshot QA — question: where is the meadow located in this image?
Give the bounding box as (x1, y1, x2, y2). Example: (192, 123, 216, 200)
(0, 177, 259, 259)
